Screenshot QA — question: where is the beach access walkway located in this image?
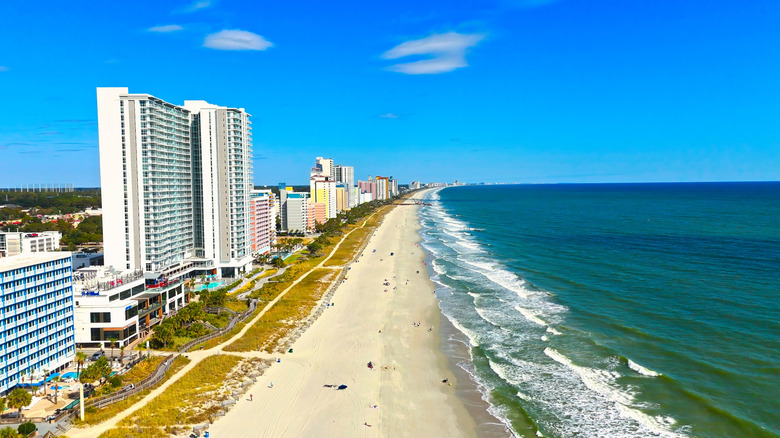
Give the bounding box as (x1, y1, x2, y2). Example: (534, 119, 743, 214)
(67, 213, 378, 438)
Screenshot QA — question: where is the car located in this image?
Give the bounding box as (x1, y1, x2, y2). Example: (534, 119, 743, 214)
(90, 351, 105, 361)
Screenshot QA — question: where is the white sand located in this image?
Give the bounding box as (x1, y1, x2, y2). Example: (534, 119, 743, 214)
(209, 193, 479, 437)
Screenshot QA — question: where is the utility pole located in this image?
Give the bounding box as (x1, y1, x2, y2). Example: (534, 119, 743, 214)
(79, 384, 85, 421)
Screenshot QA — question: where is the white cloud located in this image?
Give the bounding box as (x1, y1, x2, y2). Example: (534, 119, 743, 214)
(203, 30, 273, 51)
(185, 0, 212, 12)
(0, 66, 8, 72)
(382, 32, 484, 75)
(379, 113, 400, 119)
(148, 24, 184, 33)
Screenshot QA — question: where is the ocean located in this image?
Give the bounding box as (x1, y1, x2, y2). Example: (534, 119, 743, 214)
(418, 183, 780, 438)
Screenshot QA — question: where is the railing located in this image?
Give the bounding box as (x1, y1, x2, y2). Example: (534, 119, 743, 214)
(85, 353, 175, 409)
(178, 299, 258, 353)
(52, 298, 259, 420)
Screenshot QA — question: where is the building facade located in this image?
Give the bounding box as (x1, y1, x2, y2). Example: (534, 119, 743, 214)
(250, 189, 275, 255)
(184, 100, 253, 277)
(0, 232, 62, 258)
(0, 253, 75, 394)
(285, 193, 309, 234)
(97, 88, 254, 283)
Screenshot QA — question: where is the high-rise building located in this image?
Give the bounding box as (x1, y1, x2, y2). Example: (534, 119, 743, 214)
(97, 87, 254, 283)
(184, 100, 253, 276)
(310, 175, 337, 219)
(358, 180, 377, 202)
(285, 193, 309, 233)
(97, 88, 194, 275)
(334, 165, 356, 208)
(0, 252, 75, 394)
(315, 157, 335, 180)
(375, 176, 390, 200)
(250, 189, 275, 255)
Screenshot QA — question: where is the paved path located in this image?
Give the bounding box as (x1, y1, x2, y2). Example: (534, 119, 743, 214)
(68, 214, 376, 438)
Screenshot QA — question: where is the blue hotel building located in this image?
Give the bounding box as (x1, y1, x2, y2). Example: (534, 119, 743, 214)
(0, 252, 76, 394)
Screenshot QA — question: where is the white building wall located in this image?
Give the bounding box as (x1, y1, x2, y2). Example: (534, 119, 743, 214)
(0, 253, 75, 394)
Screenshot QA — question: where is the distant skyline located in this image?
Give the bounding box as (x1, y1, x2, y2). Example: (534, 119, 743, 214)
(2, 0, 780, 186)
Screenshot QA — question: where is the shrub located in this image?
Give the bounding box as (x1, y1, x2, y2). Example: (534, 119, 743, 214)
(18, 422, 36, 435)
(108, 375, 123, 388)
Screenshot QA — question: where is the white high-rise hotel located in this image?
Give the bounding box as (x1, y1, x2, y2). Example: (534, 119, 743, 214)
(97, 88, 253, 281)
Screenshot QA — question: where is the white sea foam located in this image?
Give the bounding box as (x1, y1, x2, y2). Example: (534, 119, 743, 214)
(546, 327, 562, 336)
(515, 306, 547, 326)
(444, 313, 480, 347)
(461, 258, 496, 272)
(544, 348, 634, 406)
(541, 335, 549, 341)
(485, 270, 531, 298)
(455, 240, 481, 251)
(517, 391, 533, 402)
(627, 359, 661, 377)
(615, 404, 687, 438)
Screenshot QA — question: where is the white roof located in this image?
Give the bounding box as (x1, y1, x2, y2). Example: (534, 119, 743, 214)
(0, 252, 72, 272)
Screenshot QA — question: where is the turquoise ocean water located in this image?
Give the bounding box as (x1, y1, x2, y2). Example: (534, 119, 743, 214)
(419, 183, 779, 438)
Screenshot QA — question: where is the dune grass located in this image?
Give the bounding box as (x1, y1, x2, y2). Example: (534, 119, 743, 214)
(323, 225, 372, 266)
(113, 355, 242, 431)
(224, 268, 335, 352)
(75, 356, 190, 427)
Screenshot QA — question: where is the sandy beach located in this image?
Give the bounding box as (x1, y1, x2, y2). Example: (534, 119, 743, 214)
(209, 191, 480, 437)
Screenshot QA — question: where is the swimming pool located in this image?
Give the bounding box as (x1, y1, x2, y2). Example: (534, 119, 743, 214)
(60, 372, 79, 380)
(193, 281, 225, 291)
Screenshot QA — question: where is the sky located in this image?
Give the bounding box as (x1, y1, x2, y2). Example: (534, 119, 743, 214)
(1, 0, 780, 186)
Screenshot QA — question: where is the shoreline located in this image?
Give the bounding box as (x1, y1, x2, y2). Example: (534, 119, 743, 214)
(206, 190, 485, 437)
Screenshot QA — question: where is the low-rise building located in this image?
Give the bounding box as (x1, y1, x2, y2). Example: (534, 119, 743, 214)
(72, 265, 192, 347)
(0, 231, 62, 258)
(72, 252, 104, 270)
(0, 252, 75, 394)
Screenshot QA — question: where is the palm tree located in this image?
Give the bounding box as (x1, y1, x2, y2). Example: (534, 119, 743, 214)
(51, 376, 61, 404)
(119, 346, 126, 365)
(108, 338, 118, 361)
(7, 388, 31, 420)
(75, 352, 86, 381)
(42, 368, 49, 397)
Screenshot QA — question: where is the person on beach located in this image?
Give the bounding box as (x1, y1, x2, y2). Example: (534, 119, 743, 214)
(250, 394, 253, 401)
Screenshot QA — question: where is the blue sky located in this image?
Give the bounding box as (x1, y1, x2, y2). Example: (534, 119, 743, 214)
(1, 0, 779, 186)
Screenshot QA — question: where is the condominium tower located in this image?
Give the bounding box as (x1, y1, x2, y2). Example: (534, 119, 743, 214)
(97, 87, 254, 280)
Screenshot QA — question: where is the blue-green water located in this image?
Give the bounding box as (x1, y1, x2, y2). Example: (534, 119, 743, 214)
(419, 183, 780, 438)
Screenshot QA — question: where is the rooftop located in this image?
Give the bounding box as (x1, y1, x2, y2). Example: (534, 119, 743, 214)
(0, 252, 72, 272)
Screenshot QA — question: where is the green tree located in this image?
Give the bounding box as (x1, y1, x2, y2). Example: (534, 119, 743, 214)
(51, 376, 61, 404)
(271, 257, 286, 268)
(0, 427, 20, 438)
(42, 369, 49, 397)
(81, 357, 111, 385)
(6, 388, 32, 420)
(108, 337, 118, 361)
(151, 324, 174, 348)
(306, 242, 322, 255)
(119, 346, 125, 365)
(75, 352, 87, 381)
(17, 422, 36, 436)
